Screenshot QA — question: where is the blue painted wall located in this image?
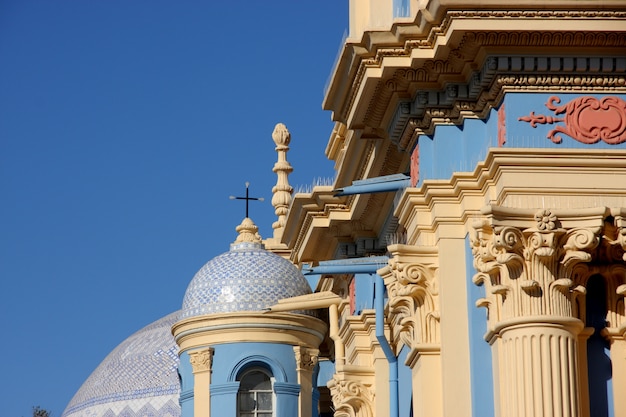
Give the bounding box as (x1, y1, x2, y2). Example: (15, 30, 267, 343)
(417, 93, 626, 185)
(397, 346, 414, 417)
(465, 236, 495, 417)
(178, 351, 194, 417)
(210, 342, 300, 417)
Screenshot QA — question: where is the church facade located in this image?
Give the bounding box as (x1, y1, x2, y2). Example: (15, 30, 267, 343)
(63, 1, 626, 417)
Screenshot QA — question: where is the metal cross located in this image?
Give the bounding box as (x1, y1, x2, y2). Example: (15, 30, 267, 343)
(229, 182, 264, 218)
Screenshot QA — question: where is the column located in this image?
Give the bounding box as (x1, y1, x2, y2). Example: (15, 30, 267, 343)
(472, 207, 602, 417)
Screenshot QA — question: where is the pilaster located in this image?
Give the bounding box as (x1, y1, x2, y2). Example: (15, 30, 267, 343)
(294, 346, 319, 417)
(378, 244, 442, 417)
(189, 347, 214, 417)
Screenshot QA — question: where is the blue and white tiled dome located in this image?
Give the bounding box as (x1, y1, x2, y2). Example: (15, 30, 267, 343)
(62, 311, 181, 417)
(181, 218, 313, 318)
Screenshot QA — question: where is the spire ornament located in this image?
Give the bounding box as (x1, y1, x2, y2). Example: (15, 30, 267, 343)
(271, 123, 294, 239)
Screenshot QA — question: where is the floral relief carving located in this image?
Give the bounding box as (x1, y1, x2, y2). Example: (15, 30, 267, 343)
(328, 377, 375, 417)
(379, 256, 439, 351)
(519, 96, 626, 145)
(471, 209, 602, 329)
(189, 348, 213, 374)
(293, 346, 319, 372)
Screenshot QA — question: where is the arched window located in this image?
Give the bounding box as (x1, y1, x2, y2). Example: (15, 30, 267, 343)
(237, 367, 274, 417)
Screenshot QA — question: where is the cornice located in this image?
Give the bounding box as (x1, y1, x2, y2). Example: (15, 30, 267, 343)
(284, 138, 408, 263)
(395, 148, 626, 243)
(172, 312, 327, 353)
(324, 9, 626, 151)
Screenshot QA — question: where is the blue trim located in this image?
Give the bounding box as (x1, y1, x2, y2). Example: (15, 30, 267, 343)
(376, 275, 399, 417)
(334, 174, 410, 196)
(229, 354, 288, 383)
(303, 256, 389, 275)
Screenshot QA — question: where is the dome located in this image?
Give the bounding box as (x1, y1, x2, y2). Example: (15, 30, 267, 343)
(180, 218, 312, 319)
(62, 312, 181, 417)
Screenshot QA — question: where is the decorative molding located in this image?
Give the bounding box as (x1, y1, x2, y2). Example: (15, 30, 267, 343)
(293, 346, 319, 372)
(519, 96, 626, 144)
(328, 376, 375, 417)
(471, 207, 603, 331)
(498, 103, 506, 147)
(410, 144, 419, 187)
(188, 348, 214, 374)
(378, 245, 439, 357)
(271, 123, 294, 236)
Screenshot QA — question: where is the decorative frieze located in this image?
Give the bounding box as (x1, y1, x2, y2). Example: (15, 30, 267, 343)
(519, 96, 626, 145)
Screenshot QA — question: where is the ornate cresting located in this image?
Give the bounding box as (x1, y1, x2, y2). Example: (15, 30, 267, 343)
(328, 376, 375, 417)
(378, 244, 441, 417)
(471, 206, 607, 417)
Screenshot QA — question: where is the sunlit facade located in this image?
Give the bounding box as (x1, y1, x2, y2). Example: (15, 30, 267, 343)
(63, 1, 626, 417)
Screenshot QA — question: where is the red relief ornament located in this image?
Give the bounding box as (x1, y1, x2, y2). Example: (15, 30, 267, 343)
(410, 144, 419, 187)
(518, 96, 626, 145)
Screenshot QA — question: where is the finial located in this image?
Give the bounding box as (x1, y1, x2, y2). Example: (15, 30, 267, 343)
(229, 182, 264, 218)
(234, 217, 262, 244)
(271, 123, 293, 239)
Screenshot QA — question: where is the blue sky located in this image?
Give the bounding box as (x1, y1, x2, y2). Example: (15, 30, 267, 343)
(0, 1, 347, 415)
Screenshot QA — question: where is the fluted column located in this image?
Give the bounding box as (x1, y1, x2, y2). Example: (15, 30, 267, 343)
(378, 244, 441, 417)
(472, 206, 603, 417)
(189, 347, 214, 417)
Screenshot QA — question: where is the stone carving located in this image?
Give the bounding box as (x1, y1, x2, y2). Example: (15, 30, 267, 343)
(189, 348, 213, 373)
(271, 123, 293, 235)
(471, 209, 601, 328)
(328, 377, 375, 417)
(380, 259, 439, 350)
(293, 346, 318, 372)
(519, 96, 626, 144)
(234, 217, 262, 244)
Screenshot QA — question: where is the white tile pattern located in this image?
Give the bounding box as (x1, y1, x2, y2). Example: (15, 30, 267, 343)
(62, 312, 181, 417)
(181, 241, 313, 318)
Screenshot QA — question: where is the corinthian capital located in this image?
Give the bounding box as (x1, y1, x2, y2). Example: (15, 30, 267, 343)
(378, 245, 439, 351)
(471, 206, 603, 329)
(294, 346, 319, 372)
(189, 347, 214, 374)
(328, 376, 375, 417)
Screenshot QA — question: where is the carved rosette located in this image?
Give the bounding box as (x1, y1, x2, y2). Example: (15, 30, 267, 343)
(471, 208, 601, 332)
(379, 257, 439, 352)
(294, 346, 319, 372)
(328, 377, 375, 417)
(189, 347, 214, 374)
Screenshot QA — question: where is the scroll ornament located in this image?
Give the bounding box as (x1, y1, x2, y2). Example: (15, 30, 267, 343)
(329, 377, 375, 417)
(519, 96, 626, 145)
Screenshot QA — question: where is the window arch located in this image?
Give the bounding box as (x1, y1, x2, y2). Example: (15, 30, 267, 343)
(237, 367, 274, 417)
